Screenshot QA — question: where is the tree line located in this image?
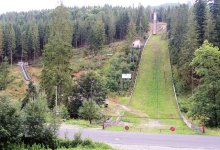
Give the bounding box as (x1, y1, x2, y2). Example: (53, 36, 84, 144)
(0, 5, 150, 64)
(165, 0, 220, 127)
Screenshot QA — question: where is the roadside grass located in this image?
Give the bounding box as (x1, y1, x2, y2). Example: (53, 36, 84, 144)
(106, 125, 126, 131)
(58, 143, 113, 150)
(106, 125, 200, 134)
(205, 128, 220, 135)
(9, 140, 113, 150)
(122, 111, 141, 124)
(64, 119, 101, 128)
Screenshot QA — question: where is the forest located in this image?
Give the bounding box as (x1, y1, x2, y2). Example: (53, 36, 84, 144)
(166, 0, 220, 127)
(0, 5, 150, 63)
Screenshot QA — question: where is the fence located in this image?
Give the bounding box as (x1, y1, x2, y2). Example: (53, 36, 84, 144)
(169, 57, 204, 133)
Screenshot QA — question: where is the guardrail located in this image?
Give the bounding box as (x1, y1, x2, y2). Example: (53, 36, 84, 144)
(169, 57, 204, 133)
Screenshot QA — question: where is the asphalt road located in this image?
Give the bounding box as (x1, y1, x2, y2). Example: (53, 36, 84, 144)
(58, 124, 220, 150)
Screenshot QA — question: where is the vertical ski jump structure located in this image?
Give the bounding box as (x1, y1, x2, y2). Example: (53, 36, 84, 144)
(18, 62, 31, 81)
(153, 12, 157, 35)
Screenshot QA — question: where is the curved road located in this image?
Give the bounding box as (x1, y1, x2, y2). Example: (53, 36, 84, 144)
(59, 124, 220, 150)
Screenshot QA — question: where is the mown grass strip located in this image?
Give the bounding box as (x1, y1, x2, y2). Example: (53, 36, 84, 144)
(130, 35, 180, 118)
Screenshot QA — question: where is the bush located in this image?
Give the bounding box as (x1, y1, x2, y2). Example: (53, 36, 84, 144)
(59, 105, 69, 120)
(22, 93, 59, 149)
(0, 96, 23, 148)
(79, 100, 101, 124)
(74, 130, 82, 142)
(81, 138, 94, 148)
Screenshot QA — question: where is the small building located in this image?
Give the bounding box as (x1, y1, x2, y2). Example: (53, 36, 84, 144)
(132, 39, 141, 49)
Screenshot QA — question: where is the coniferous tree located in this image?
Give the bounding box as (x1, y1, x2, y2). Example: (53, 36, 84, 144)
(0, 57, 11, 90)
(208, 0, 220, 47)
(0, 24, 3, 61)
(21, 30, 28, 61)
(28, 22, 40, 62)
(194, 0, 207, 46)
(127, 20, 137, 43)
(0, 96, 22, 148)
(87, 20, 105, 55)
(168, 4, 189, 65)
(41, 4, 72, 109)
(3, 23, 15, 66)
(21, 81, 37, 109)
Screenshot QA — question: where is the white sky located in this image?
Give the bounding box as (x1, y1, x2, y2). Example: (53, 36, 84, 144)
(0, 0, 190, 15)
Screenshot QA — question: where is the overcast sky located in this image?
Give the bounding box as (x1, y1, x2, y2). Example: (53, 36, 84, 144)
(0, 0, 191, 14)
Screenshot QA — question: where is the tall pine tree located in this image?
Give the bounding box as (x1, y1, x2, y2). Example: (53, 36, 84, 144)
(208, 0, 220, 47)
(41, 4, 72, 108)
(194, 0, 207, 46)
(0, 24, 3, 61)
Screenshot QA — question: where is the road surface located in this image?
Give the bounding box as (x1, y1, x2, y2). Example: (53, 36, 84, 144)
(58, 124, 220, 150)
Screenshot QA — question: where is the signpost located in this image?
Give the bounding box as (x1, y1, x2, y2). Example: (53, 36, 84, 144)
(125, 125, 129, 131)
(122, 74, 132, 79)
(170, 126, 175, 132)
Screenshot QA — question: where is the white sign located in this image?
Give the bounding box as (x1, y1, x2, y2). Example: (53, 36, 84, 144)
(122, 74, 132, 79)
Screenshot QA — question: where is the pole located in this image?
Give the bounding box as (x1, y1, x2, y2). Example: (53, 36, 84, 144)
(55, 85, 58, 114)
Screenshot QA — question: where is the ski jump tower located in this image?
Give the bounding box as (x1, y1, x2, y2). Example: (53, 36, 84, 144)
(153, 12, 157, 35)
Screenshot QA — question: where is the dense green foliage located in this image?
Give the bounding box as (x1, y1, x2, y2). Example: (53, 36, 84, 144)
(68, 72, 107, 118)
(106, 44, 141, 93)
(0, 57, 11, 90)
(41, 5, 73, 109)
(166, 1, 220, 127)
(0, 4, 150, 122)
(0, 90, 112, 149)
(190, 41, 220, 127)
(7, 139, 113, 150)
(194, 0, 207, 46)
(79, 100, 101, 124)
(21, 81, 37, 109)
(0, 97, 22, 148)
(0, 93, 59, 149)
(0, 5, 150, 63)
(22, 93, 58, 148)
(209, 0, 220, 47)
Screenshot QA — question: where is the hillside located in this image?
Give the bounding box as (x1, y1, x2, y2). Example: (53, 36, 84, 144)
(106, 24, 196, 134)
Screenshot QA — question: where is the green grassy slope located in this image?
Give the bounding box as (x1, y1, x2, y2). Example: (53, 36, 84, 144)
(122, 34, 198, 133)
(130, 35, 179, 118)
